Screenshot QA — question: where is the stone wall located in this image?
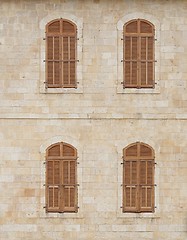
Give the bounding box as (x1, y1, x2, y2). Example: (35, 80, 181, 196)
(0, 0, 187, 239)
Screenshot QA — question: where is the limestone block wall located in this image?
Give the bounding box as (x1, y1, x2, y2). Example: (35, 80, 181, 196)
(0, 0, 187, 239)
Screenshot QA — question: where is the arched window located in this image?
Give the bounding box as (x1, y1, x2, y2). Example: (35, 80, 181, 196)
(123, 142, 155, 212)
(46, 19, 77, 88)
(46, 142, 78, 213)
(123, 19, 155, 88)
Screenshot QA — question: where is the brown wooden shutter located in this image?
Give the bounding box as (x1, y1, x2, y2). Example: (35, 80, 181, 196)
(139, 20, 154, 88)
(123, 19, 155, 88)
(139, 160, 154, 212)
(46, 20, 61, 88)
(48, 144, 60, 156)
(62, 35, 76, 87)
(62, 160, 77, 212)
(46, 19, 77, 88)
(124, 26, 138, 87)
(123, 142, 154, 213)
(123, 160, 138, 212)
(139, 143, 154, 212)
(123, 144, 139, 212)
(62, 143, 77, 212)
(46, 36, 61, 86)
(46, 142, 77, 213)
(46, 160, 61, 212)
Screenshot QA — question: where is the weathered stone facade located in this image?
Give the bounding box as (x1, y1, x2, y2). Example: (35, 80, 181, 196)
(0, 0, 187, 239)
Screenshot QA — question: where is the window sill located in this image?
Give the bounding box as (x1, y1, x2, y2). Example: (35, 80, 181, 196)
(117, 85, 160, 94)
(117, 212, 160, 219)
(40, 86, 83, 94)
(40, 212, 84, 219)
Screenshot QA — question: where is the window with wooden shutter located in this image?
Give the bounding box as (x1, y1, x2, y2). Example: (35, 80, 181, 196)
(46, 19, 77, 88)
(46, 142, 78, 213)
(123, 19, 155, 88)
(123, 142, 155, 213)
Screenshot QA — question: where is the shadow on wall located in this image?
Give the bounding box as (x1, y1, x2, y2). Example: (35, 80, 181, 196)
(186, 216, 187, 235)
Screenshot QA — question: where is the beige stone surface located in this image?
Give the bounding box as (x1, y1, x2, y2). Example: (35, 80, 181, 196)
(0, 0, 187, 239)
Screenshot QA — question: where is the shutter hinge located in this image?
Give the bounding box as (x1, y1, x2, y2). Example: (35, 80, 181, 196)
(77, 38, 79, 40)
(43, 184, 45, 186)
(154, 206, 157, 209)
(154, 60, 157, 62)
(77, 162, 80, 164)
(43, 206, 46, 209)
(154, 184, 157, 187)
(44, 81, 48, 89)
(121, 60, 124, 62)
(120, 206, 123, 208)
(43, 60, 46, 62)
(43, 38, 46, 40)
(155, 38, 157, 41)
(43, 161, 46, 165)
(154, 162, 157, 165)
(121, 38, 124, 40)
(121, 82, 124, 84)
(121, 162, 124, 165)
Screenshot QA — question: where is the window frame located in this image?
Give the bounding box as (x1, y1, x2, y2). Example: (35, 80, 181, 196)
(116, 13, 160, 94)
(46, 142, 78, 213)
(45, 19, 77, 89)
(123, 19, 155, 89)
(39, 13, 83, 94)
(123, 142, 155, 213)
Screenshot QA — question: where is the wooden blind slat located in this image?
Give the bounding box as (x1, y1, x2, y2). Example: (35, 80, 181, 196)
(63, 160, 69, 185)
(48, 187, 60, 208)
(70, 161, 76, 184)
(46, 36, 61, 86)
(140, 20, 153, 33)
(140, 186, 154, 211)
(63, 21, 75, 33)
(63, 144, 76, 156)
(124, 144, 138, 157)
(124, 186, 138, 211)
(48, 144, 60, 157)
(125, 21, 138, 33)
(140, 144, 152, 157)
(140, 160, 147, 185)
(124, 36, 138, 87)
(70, 188, 76, 207)
(147, 62, 154, 86)
(48, 20, 60, 33)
